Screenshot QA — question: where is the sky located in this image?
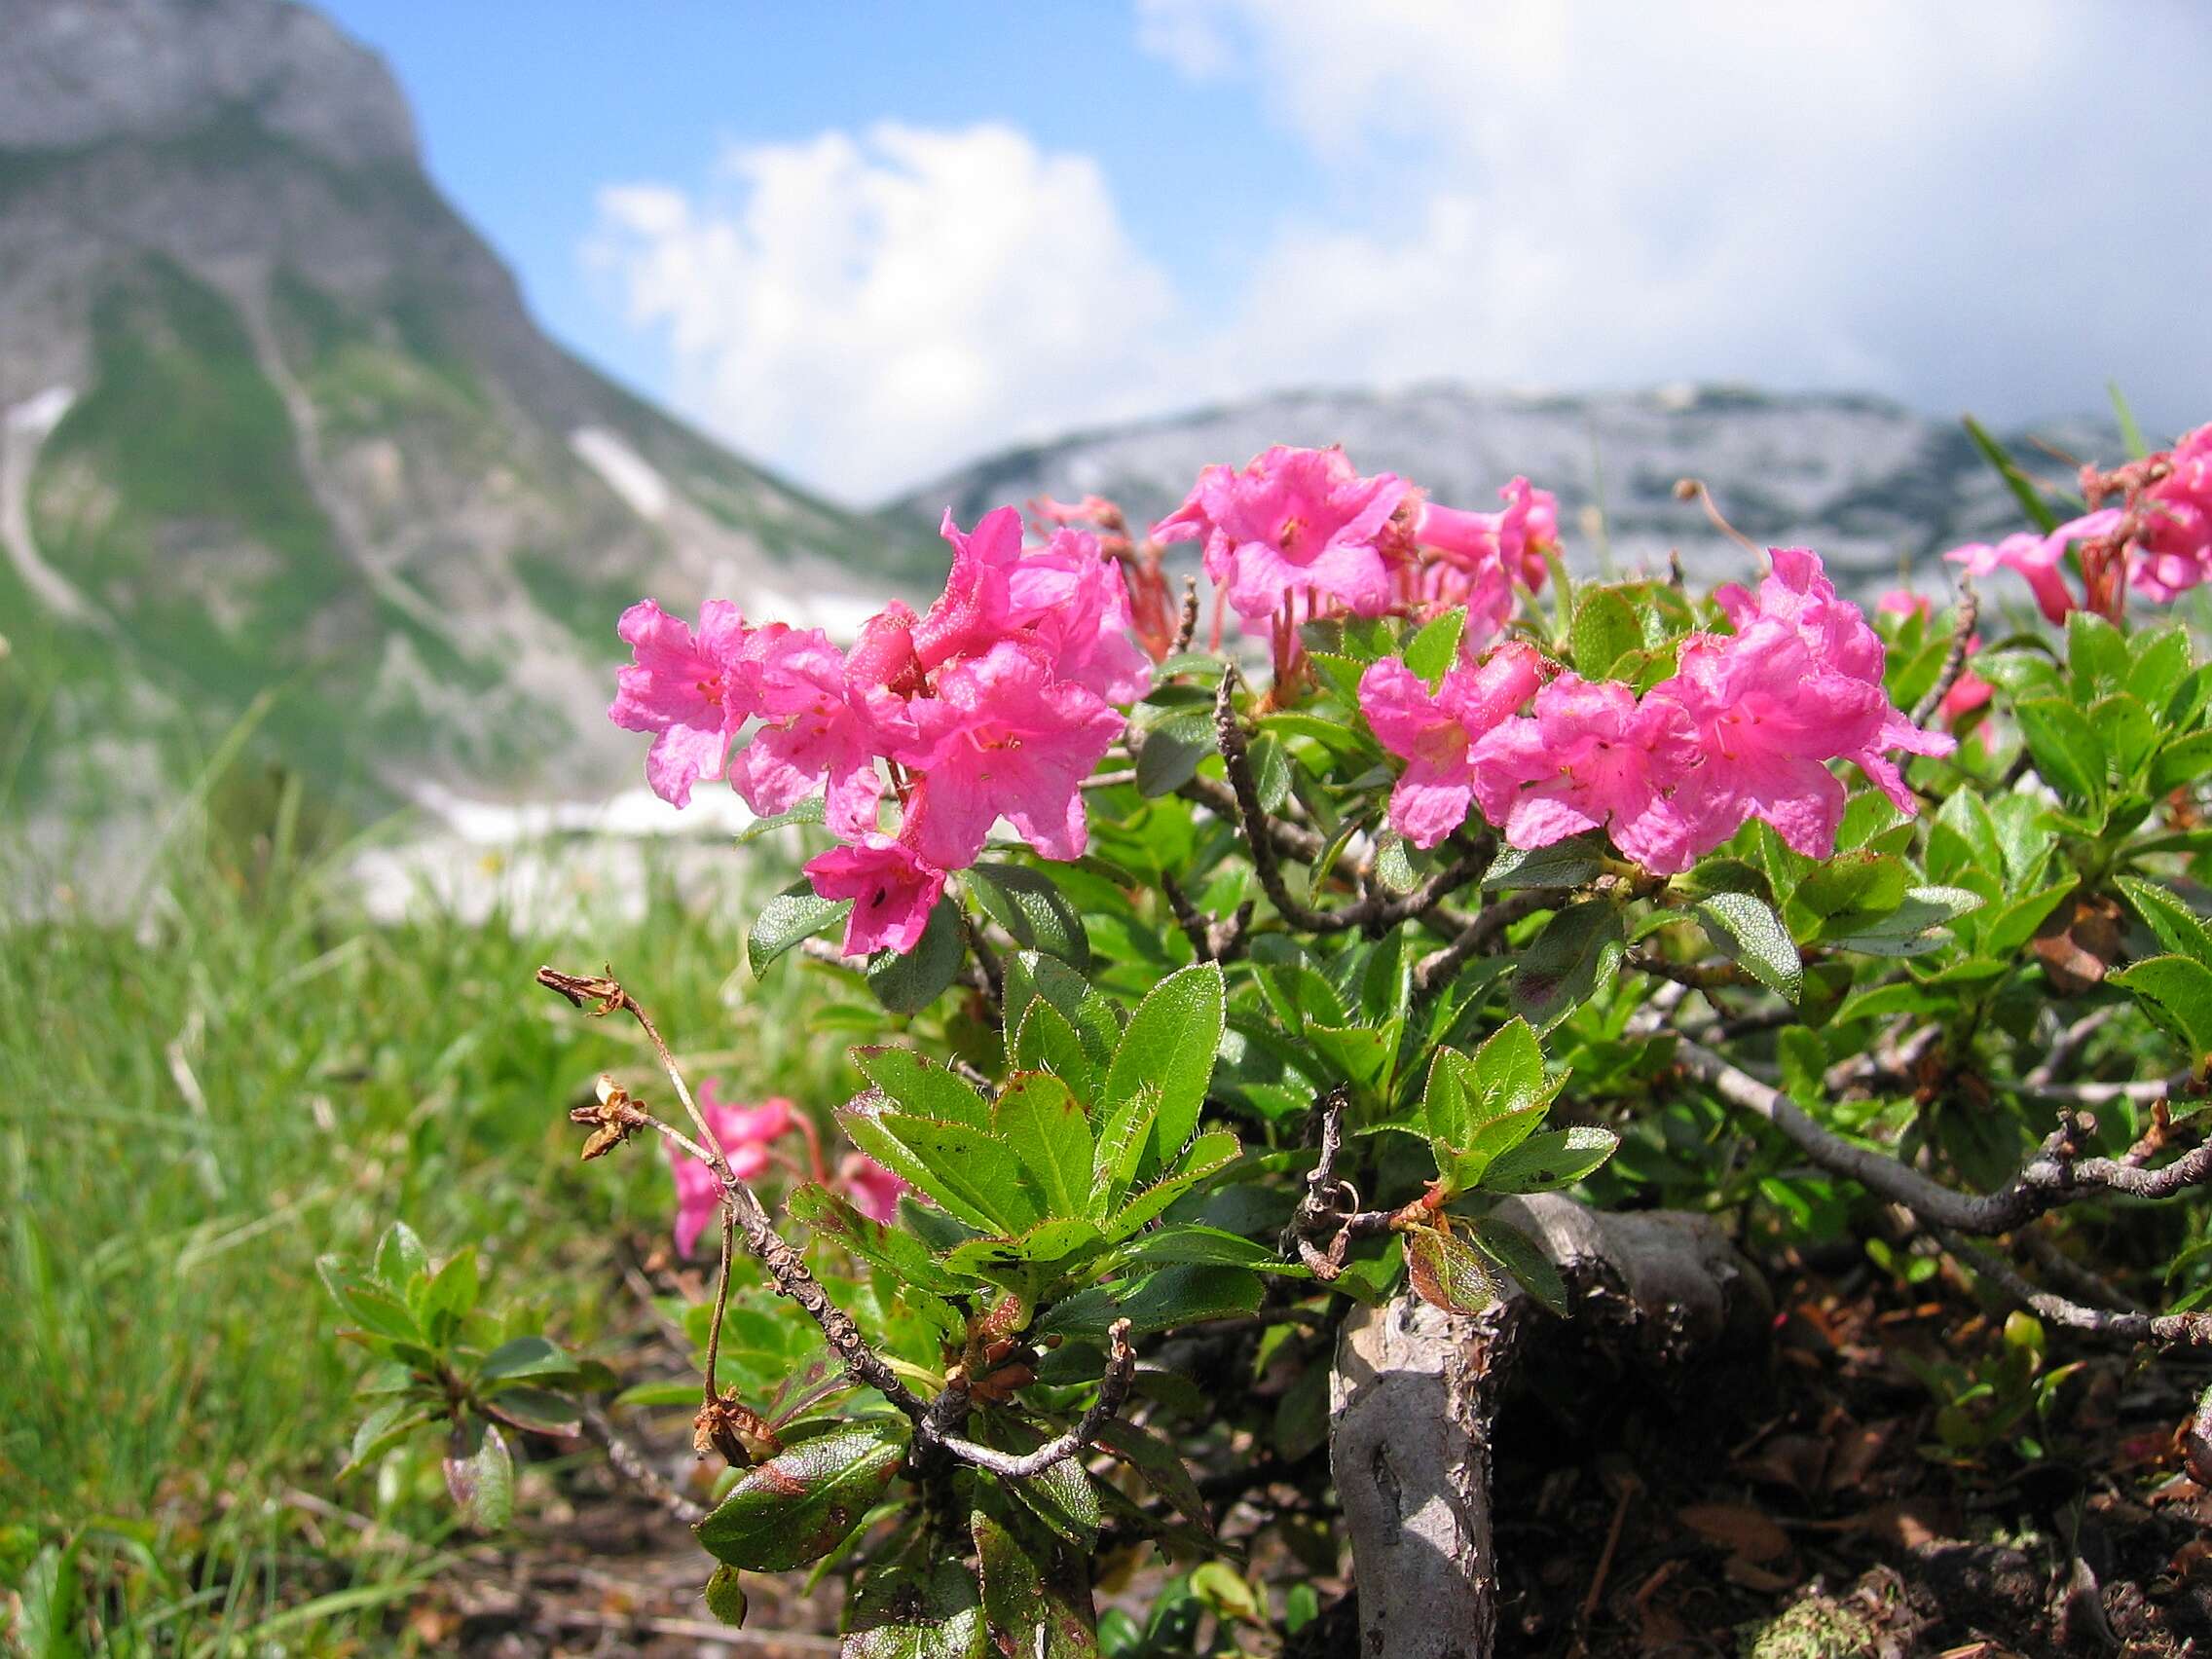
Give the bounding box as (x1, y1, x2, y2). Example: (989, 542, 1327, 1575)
(317, 0, 2212, 506)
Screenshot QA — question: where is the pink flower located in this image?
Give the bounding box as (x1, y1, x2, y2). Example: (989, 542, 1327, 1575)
(913, 507, 1024, 670)
(1153, 446, 1406, 623)
(669, 1087, 796, 1255)
(608, 599, 757, 808)
(1719, 548, 1955, 813)
(1004, 528, 1153, 705)
(898, 641, 1124, 868)
(2134, 423, 2212, 602)
(1944, 518, 2115, 625)
(803, 833, 948, 957)
(1469, 674, 1702, 874)
(836, 1152, 908, 1224)
(1651, 625, 1888, 861)
(727, 628, 912, 838)
(1360, 644, 1545, 849)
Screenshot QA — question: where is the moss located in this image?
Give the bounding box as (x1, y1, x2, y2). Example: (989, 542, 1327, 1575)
(1738, 1594, 1880, 1659)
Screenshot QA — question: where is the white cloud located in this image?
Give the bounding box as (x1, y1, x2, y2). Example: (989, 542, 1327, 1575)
(589, 123, 1176, 501)
(592, 4, 2211, 502)
(1144, 0, 2212, 433)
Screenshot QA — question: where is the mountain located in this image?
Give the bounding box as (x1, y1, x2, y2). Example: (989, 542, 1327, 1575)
(0, 0, 928, 829)
(895, 383, 2115, 603)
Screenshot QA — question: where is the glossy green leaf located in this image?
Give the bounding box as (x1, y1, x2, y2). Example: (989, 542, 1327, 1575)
(734, 795, 827, 844)
(1403, 608, 1468, 688)
(1571, 586, 1643, 681)
(1469, 1216, 1569, 1316)
(1012, 1000, 1100, 1101)
(1403, 1225, 1503, 1316)
(787, 1183, 968, 1295)
(853, 1047, 993, 1130)
(877, 1112, 1042, 1234)
(1510, 900, 1626, 1032)
(967, 864, 1090, 969)
(697, 1421, 907, 1570)
(1037, 1263, 1263, 1340)
(1483, 836, 1603, 891)
(1481, 1124, 1620, 1194)
(993, 1072, 1095, 1220)
(1105, 962, 1225, 1173)
(749, 879, 850, 976)
(1962, 414, 2060, 533)
(704, 1566, 749, 1627)
(1693, 892, 1803, 1001)
(1101, 1129, 1241, 1238)
(1135, 711, 1214, 796)
(444, 1419, 513, 1531)
(973, 1510, 1101, 1658)
(2015, 697, 2106, 808)
(2118, 876, 2212, 970)
(866, 897, 966, 1014)
(843, 1552, 988, 1659)
(2109, 955, 2212, 1065)
(1004, 952, 1120, 1071)
(478, 1335, 577, 1383)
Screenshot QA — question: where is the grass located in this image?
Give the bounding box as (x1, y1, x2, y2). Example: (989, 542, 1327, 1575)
(1, 773, 873, 1652)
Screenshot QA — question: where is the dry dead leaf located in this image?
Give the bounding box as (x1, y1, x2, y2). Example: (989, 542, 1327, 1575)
(1677, 1501, 1790, 1563)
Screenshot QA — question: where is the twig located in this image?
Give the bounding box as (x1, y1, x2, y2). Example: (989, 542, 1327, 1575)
(1213, 665, 1482, 937)
(1936, 1231, 2212, 1349)
(1626, 949, 1756, 992)
(1674, 1035, 2212, 1235)
(1173, 574, 1199, 653)
(933, 1320, 1138, 1477)
(1413, 890, 1562, 993)
(1910, 578, 1980, 726)
(536, 968, 928, 1424)
(579, 1407, 706, 1525)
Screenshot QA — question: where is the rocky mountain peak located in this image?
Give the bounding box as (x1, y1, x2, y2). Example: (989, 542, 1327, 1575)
(0, 0, 416, 167)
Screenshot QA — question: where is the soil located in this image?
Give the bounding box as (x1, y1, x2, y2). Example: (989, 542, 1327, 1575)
(413, 1247, 2212, 1657)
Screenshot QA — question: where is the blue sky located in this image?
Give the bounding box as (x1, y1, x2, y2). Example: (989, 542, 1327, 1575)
(318, 1, 2212, 504)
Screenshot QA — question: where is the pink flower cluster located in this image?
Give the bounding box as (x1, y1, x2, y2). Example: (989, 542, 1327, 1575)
(1946, 421, 2212, 619)
(668, 1083, 909, 1254)
(610, 509, 1148, 958)
(1360, 548, 1957, 874)
(1151, 445, 1558, 642)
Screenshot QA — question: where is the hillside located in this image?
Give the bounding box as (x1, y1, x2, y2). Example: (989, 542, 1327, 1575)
(895, 383, 2116, 603)
(0, 0, 929, 828)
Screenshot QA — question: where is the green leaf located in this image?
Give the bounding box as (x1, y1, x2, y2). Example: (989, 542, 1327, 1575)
(2152, 732, 2212, 798)
(973, 1510, 1100, 1658)
(749, 878, 850, 976)
(1570, 586, 1643, 682)
(1112, 1224, 1293, 1274)
(704, 1566, 749, 1627)
(1428, 1018, 1549, 1150)
(2110, 380, 2150, 458)
(444, 1419, 513, 1531)
(2108, 955, 2212, 1066)
(482, 1385, 582, 1437)
(2127, 626, 2193, 711)
(1962, 414, 2060, 534)
(734, 795, 827, 844)
(1403, 1226, 1503, 1316)
(844, 1551, 989, 1659)
(341, 1401, 432, 1478)
(786, 1183, 967, 1295)
(317, 1257, 423, 1346)
(1483, 836, 1603, 891)
(878, 1112, 1043, 1234)
(941, 1219, 1106, 1279)
(1481, 1124, 1620, 1194)
(1037, 1264, 1263, 1340)
(2118, 876, 2212, 970)
(1012, 1001, 1100, 1100)
(696, 1421, 907, 1570)
(994, 1072, 1095, 1221)
(967, 864, 1090, 969)
(1104, 963, 1226, 1173)
(1979, 875, 2080, 958)
(1693, 892, 1803, 1001)
(374, 1221, 427, 1290)
(478, 1335, 576, 1383)
(2015, 697, 2107, 808)
(1004, 952, 1120, 1073)
(418, 1246, 479, 1335)
(853, 1047, 994, 1130)
(1824, 886, 1984, 958)
(1469, 1217, 1569, 1316)
(837, 1098, 999, 1233)
(1403, 609, 1467, 688)
(1510, 900, 1626, 1032)
(1135, 711, 1214, 796)
(866, 897, 966, 1014)
(1093, 1418, 1212, 1537)
(1100, 1130, 1241, 1238)
(1795, 851, 1910, 927)
(2068, 609, 2130, 699)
